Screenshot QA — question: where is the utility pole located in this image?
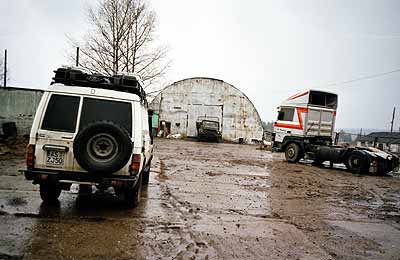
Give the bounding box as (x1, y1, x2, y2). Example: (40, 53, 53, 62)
(390, 106, 396, 133)
(76, 47, 79, 67)
(3, 49, 7, 88)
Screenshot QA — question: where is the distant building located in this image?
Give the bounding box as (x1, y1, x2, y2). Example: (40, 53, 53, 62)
(337, 130, 353, 144)
(149, 77, 263, 143)
(357, 132, 400, 154)
(0, 87, 43, 136)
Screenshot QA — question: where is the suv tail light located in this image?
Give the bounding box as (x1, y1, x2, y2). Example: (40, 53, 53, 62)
(130, 154, 141, 174)
(26, 144, 35, 169)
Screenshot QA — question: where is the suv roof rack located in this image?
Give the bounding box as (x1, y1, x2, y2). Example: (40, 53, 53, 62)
(51, 67, 147, 105)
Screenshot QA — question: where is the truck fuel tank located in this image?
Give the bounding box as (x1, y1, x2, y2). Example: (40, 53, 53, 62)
(314, 146, 348, 163)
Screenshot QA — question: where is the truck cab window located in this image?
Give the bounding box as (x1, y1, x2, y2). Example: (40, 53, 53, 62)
(309, 91, 338, 109)
(309, 92, 325, 106)
(278, 107, 295, 121)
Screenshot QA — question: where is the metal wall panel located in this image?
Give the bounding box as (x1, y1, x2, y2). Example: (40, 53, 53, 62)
(0, 87, 43, 135)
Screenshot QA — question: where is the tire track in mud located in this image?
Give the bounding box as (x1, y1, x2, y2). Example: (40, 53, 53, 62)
(268, 160, 400, 259)
(151, 142, 281, 259)
(148, 157, 218, 259)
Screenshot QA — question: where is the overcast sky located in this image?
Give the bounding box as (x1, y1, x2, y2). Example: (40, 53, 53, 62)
(1, 0, 400, 131)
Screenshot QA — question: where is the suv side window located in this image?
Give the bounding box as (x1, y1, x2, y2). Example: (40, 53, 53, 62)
(41, 94, 80, 132)
(79, 97, 132, 135)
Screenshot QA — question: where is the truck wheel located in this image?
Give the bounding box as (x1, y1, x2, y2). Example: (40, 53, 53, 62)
(73, 121, 132, 174)
(142, 162, 151, 185)
(124, 174, 142, 209)
(285, 143, 302, 163)
(346, 151, 369, 174)
(40, 182, 62, 203)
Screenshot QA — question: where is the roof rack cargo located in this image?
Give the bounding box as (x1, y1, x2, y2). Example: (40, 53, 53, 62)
(51, 67, 147, 105)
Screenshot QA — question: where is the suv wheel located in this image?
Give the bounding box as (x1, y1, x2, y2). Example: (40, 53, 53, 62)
(73, 121, 132, 174)
(40, 182, 62, 203)
(124, 174, 142, 208)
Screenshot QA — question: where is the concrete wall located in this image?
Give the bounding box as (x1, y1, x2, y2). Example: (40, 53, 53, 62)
(150, 77, 263, 143)
(0, 87, 43, 136)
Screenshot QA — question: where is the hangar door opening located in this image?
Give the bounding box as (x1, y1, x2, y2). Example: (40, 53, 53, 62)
(186, 104, 223, 137)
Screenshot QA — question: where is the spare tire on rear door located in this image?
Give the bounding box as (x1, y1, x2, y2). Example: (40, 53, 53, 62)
(73, 121, 132, 174)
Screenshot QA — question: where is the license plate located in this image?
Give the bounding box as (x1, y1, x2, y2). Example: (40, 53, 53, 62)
(46, 150, 65, 166)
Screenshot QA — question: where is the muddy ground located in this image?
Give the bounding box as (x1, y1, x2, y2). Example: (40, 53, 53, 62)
(0, 138, 399, 260)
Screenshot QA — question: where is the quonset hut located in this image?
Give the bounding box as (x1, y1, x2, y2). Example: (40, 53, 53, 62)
(149, 77, 263, 143)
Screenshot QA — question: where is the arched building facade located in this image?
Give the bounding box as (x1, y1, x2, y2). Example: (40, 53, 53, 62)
(149, 77, 263, 143)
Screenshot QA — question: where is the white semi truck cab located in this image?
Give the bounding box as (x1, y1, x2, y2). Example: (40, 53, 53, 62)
(272, 90, 399, 175)
(273, 90, 337, 149)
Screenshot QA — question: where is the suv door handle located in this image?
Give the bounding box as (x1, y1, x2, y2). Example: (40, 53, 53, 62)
(42, 145, 69, 152)
(61, 135, 73, 139)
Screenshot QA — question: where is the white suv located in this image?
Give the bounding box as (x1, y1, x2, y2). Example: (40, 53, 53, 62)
(23, 67, 153, 208)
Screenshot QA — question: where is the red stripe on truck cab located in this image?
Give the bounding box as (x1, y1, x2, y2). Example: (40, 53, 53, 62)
(274, 107, 308, 130)
(287, 91, 309, 101)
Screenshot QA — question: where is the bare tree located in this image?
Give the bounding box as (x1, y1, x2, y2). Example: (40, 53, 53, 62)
(68, 0, 170, 87)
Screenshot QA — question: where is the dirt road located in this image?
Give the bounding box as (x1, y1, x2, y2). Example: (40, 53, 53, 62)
(0, 139, 399, 259)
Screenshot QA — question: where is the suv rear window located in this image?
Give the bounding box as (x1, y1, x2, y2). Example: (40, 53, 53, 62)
(79, 98, 132, 135)
(41, 94, 80, 132)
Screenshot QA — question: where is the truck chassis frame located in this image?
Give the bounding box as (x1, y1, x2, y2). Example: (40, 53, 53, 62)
(273, 136, 399, 175)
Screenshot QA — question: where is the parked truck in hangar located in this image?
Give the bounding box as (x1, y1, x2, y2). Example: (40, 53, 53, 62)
(272, 90, 399, 175)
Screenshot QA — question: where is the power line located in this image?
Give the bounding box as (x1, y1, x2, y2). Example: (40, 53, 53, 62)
(146, 67, 400, 96)
(267, 67, 400, 95)
(319, 68, 400, 89)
